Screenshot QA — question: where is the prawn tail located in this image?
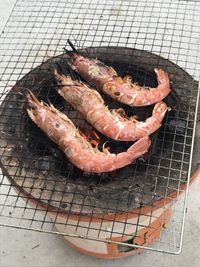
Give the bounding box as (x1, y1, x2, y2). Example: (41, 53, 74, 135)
(112, 137, 151, 170)
(155, 68, 170, 86)
(127, 136, 151, 156)
(152, 101, 169, 123)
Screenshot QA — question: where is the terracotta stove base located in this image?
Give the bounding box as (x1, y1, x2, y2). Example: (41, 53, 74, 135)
(54, 209, 171, 259)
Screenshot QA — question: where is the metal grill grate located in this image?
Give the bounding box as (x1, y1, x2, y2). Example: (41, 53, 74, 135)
(0, 0, 200, 255)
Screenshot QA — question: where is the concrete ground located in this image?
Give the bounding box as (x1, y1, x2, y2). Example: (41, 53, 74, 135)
(0, 176, 199, 267)
(1, 174, 200, 267)
(0, 1, 200, 266)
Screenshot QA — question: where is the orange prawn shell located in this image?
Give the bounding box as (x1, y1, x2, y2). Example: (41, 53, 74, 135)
(55, 71, 169, 141)
(68, 51, 171, 106)
(26, 91, 151, 173)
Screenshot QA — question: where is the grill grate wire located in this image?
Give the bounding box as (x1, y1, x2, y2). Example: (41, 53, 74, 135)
(0, 0, 200, 254)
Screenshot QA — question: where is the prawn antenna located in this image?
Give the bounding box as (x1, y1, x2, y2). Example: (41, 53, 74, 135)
(67, 39, 78, 53)
(54, 62, 67, 76)
(63, 47, 70, 54)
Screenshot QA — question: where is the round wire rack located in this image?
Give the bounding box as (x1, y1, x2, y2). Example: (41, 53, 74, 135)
(0, 0, 200, 255)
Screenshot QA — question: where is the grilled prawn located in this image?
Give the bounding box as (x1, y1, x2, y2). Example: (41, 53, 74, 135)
(55, 70, 168, 141)
(66, 40, 171, 106)
(26, 91, 151, 173)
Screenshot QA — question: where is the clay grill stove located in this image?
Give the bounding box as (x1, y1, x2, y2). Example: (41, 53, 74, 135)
(0, 0, 200, 259)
